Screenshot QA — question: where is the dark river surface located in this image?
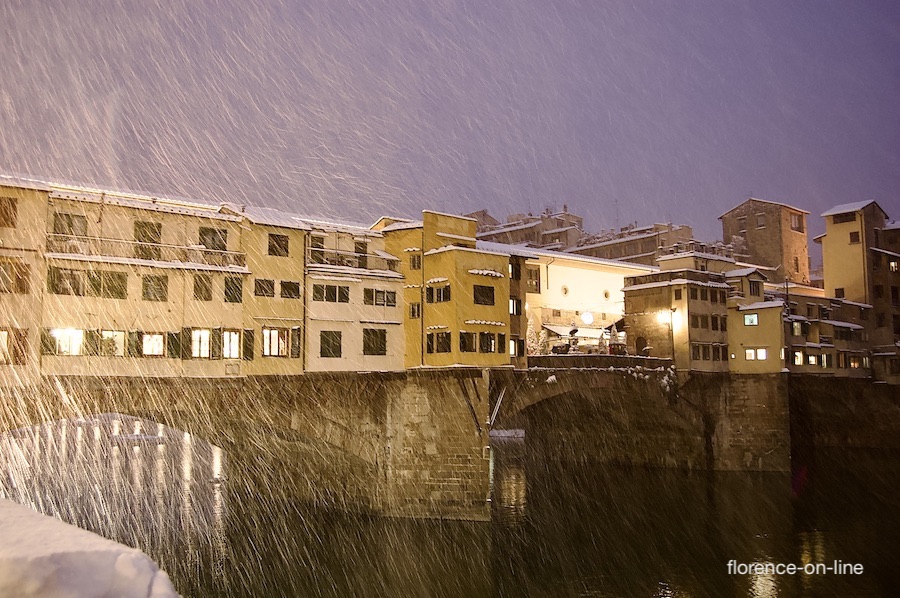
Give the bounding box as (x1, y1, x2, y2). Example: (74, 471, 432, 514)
(1, 414, 899, 597)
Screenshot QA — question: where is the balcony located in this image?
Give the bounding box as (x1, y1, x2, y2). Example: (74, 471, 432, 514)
(307, 246, 398, 272)
(46, 234, 246, 268)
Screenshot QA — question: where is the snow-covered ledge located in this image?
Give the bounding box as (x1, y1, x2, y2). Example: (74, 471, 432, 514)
(0, 499, 178, 598)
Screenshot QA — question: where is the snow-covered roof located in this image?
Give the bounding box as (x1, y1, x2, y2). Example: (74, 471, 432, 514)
(737, 300, 784, 311)
(872, 247, 900, 259)
(821, 320, 863, 330)
(463, 320, 506, 327)
(623, 278, 732, 292)
(542, 226, 578, 235)
(44, 253, 249, 274)
(885, 220, 900, 231)
(657, 251, 736, 264)
(719, 197, 809, 219)
(372, 249, 400, 261)
(222, 204, 312, 230)
(477, 220, 541, 236)
(51, 190, 239, 222)
(0, 174, 52, 191)
(821, 200, 886, 218)
(724, 267, 763, 278)
(425, 277, 449, 284)
(306, 264, 402, 279)
(478, 240, 657, 272)
(423, 210, 477, 222)
(467, 269, 504, 278)
(425, 245, 510, 258)
(436, 232, 476, 243)
(380, 220, 423, 232)
(840, 299, 873, 309)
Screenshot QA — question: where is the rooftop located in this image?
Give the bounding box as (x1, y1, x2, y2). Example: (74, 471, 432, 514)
(719, 197, 809, 219)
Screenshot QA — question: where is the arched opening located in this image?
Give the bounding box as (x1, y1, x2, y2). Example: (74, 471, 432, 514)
(635, 336, 648, 355)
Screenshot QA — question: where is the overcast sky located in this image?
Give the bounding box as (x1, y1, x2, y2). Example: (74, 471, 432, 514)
(1, 0, 898, 251)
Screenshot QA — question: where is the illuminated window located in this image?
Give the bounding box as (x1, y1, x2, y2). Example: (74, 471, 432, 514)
(142, 333, 164, 356)
(191, 329, 211, 358)
(100, 330, 126, 357)
(890, 261, 899, 273)
(0, 330, 10, 363)
(264, 327, 290, 357)
(745, 348, 755, 361)
(743, 313, 759, 326)
(51, 329, 84, 356)
(807, 354, 818, 366)
(222, 330, 240, 359)
(756, 348, 767, 360)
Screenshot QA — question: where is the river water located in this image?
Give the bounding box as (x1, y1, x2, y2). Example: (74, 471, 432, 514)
(1, 414, 898, 597)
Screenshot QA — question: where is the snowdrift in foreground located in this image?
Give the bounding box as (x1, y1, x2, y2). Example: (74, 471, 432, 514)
(0, 499, 178, 598)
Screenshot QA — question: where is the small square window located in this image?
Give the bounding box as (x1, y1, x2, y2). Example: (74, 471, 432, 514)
(280, 281, 301, 299)
(849, 231, 860, 244)
(743, 313, 759, 326)
(142, 276, 168, 302)
(255, 279, 275, 297)
(268, 234, 289, 257)
(224, 277, 243, 303)
(674, 289, 682, 301)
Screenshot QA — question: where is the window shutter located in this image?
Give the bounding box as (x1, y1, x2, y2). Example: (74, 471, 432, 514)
(242, 329, 254, 361)
(167, 331, 181, 359)
(181, 328, 192, 359)
(426, 287, 434, 303)
(12, 329, 28, 364)
(211, 327, 223, 359)
(84, 329, 101, 356)
(14, 264, 29, 294)
(290, 327, 302, 358)
(40, 329, 56, 355)
(127, 331, 142, 357)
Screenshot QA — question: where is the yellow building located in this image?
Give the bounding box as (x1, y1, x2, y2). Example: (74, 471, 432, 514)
(374, 211, 511, 368)
(726, 299, 785, 374)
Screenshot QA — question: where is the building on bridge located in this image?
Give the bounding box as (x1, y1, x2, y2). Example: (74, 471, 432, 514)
(373, 211, 514, 369)
(815, 200, 900, 383)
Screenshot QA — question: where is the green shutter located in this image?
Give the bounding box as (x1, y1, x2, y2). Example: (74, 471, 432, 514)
(127, 331, 142, 357)
(242, 329, 254, 361)
(40, 329, 56, 355)
(84, 329, 101, 356)
(167, 332, 181, 359)
(290, 327, 302, 358)
(181, 328, 192, 360)
(211, 327, 223, 359)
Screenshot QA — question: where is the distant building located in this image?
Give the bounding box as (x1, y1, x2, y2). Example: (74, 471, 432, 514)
(719, 198, 810, 284)
(569, 223, 694, 266)
(469, 206, 583, 250)
(815, 200, 900, 383)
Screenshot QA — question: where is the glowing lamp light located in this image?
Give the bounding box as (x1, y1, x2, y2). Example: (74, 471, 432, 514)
(656, 311, 670, 325)
(581, 311, 594, 325)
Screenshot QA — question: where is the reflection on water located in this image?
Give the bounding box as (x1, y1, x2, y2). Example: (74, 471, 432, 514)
(1, 417, 899, 597)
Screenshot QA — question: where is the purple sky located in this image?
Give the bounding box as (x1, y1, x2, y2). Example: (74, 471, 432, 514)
(1, 0, 898, 255)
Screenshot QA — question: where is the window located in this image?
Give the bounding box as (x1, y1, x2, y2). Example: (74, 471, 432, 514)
(710, 290, 718, 304)
(692, 344, 701, 360)
(264, 328, 290, 357)
(699, 289, 708, 301)
(498, 334, 506, 353)
(363, 328, 387, 355)
(834, 287, 844, 299)
(892, 286, 900, 306)
(743, 313, 759, 326)
(46, 328, 84, 355)
(509, 262, 521, 280)
(268, 234, 289, 257)
(53, 213, 87, 236)
(48, 267, 85, 296)
(319, 330, 341, 358)
(142, 276, 168, 302)
(426, 285, 451, 303)
(702, 344, 711, 360)
(313, 284, 350, 303)
(790, 213, 804, 232)
(849, 231, 860, 244)
(100, 330, 126, 357)
(309, 235, 325, 264)
(255, 279, 275, 297)
(711, 315, 719, 331)
(221, 330, 240, 359)
(409, 302, 421, 319)
(756, 348, 767, 360)
(410, 254, 422, 270)
(199, 227, 227, 251)
(0, 260, 29, 294)
(720, 316, 727, 331)
(674, 289, 682, 301)
(749, 281, 762, 296)
(364, 288, 396, 306)
(134, 221, 162, 260)
(190, 329, 211, 358)
(426, 333, 434, 354)
(712, 345, 722, 361)
(526, 267, 541, 293)
(691, 315, 699, 329)
(194, 274, 213, 301)
(832, 212, 855, 224)
(474, 285, 495, 305)
(794, 256, 800, 273)
(280, 281, 301, 299)
(756, 213, 765, 228)
(0, 197, 16, 227)
(224, 277, 242, 303)
(85, 271, 127, 299)
(793, 351, 804, 366)
(509, 298, 522, 316)
(355, 241, 368, 269)
(737, 217, 747, 232)
(874, 285, 884, 299)
(807, 353, 818, 366)
(0, 329, 26, 364)
(142, 333, 165, 356)
(890, 260, 899, 273)
(435, 332, 451, 353)
(460, 332, 476, 352)
(700, 315, 709, 329)
(479, 332, 496, 353)
(689, 288, 698, 300)
(745, 349, 756, 361)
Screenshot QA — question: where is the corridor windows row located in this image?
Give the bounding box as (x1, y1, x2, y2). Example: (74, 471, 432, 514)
(318, 328, 388, 358)
(690, 343, 728, 361)
(312, 283, 350, 303)
(254, 278, 301, 299)
(689, 314, 727, 330)
(427, 331, 506, 354)
(688, 287, 728, 303)
(363, 288, 397, 307)
(190, 275, 244, 303)
(49, 267, 127, 299)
